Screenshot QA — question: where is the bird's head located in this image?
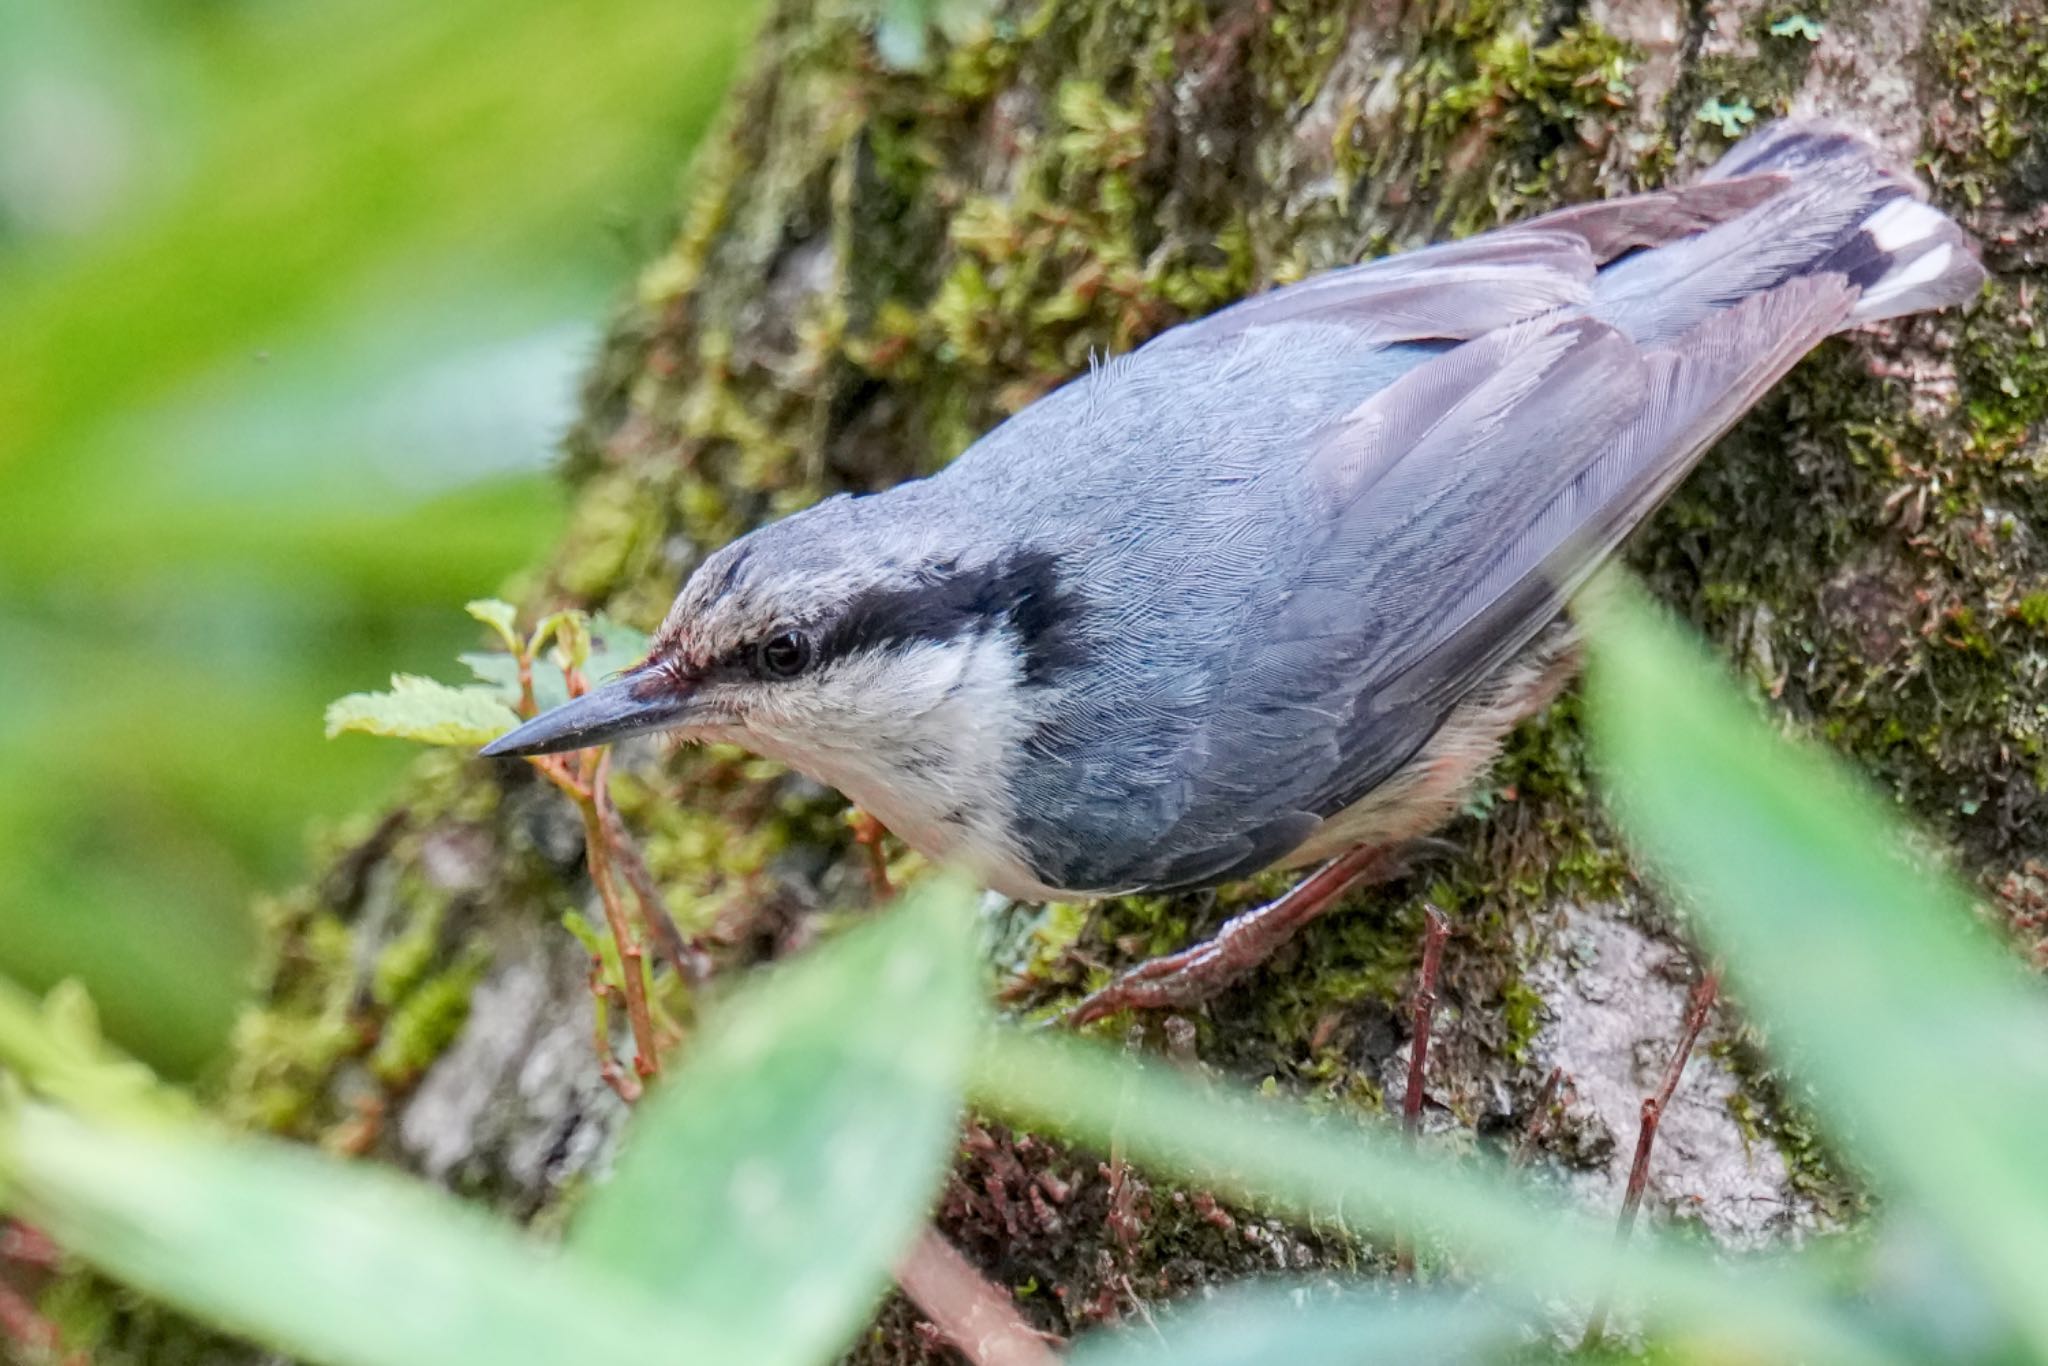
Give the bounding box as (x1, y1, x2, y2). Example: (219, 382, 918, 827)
(481, 493, 1079, 835)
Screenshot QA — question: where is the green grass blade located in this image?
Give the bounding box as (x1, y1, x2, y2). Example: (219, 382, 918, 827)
(1582, 577, 2048, 1351)
(0, 1103, 738, 1366)
(569, 874, 985, 1366)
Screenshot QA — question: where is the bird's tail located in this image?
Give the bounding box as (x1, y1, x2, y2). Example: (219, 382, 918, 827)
(1705, 120, 1986, 324)
(1592, 120, 1985, 341)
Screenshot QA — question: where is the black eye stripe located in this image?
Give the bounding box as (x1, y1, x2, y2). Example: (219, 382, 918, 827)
(816, 549, 1086, 687)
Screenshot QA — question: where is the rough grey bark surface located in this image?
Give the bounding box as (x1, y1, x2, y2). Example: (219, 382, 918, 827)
(211, 0, 2044, 1356)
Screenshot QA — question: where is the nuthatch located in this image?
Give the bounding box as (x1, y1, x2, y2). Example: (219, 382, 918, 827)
(484, 122, 1983, 1024)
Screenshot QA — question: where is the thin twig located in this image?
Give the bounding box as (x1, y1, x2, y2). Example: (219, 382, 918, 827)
(1395, 904, 1450, 1277)
(0, 1222, 58, 1270)
(594, 765, 710, 984)
(1582, 969, 1722, 1349)
(530, 753, 591, 802)
(0, 1270, 79, 1365)
(576, 749, 661, 1083)
(584, 954, 641, 1104)
(895, 1227, 1059, 1366)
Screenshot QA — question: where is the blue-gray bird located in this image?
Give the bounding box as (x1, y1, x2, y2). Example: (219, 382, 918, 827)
(484, 122, 1983, 1023)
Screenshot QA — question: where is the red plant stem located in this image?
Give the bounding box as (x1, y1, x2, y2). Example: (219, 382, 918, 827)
(1403, 906, 1450, 1139)
(530, 754, 591, 802)
(895, 1228, 1059, 1366)
(1395, 905, 1450, 1276)
(1582, 969, 1722, 1348)
(585, 955, 641, 1105)
(577, 750, 661, 1083)
(593, 765, 709, 985)
(515, 648, 537, 718)
(0, 1273, 62, 1360)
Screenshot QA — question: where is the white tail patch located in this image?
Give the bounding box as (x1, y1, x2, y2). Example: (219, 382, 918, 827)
(1863, 197, 1946, 252)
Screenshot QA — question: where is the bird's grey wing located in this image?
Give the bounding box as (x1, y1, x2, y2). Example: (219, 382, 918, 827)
(1128, 275, 1857, 890)
(1140, 170, 1785, 355)
(1379, 273, 1859, 722)
(1512, 171, 1785, 263)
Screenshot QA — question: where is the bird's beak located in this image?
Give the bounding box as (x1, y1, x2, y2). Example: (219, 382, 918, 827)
(479, 668, 691, 758)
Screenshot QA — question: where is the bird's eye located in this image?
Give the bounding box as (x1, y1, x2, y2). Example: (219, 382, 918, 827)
(754, 630, 813, 679)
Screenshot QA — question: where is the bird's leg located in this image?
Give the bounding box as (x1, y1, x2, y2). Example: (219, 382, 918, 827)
(1059, 844, 1397, 1027)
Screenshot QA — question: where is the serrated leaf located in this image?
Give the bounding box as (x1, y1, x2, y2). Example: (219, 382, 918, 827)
(324, 675, 517, 746)
(1583, 576, 2048, 1353)
(568, 874, 984, 1366)
(464, 599, 522, 653)
(0, 1103, 748, 1366)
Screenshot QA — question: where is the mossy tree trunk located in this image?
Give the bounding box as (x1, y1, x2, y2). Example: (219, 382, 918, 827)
(230, 0, 2044, 1354)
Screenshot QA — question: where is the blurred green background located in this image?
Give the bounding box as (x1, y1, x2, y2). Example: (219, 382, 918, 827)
(0, 0, 757, 1075)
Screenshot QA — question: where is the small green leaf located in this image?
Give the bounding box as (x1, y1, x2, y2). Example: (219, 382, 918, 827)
(569, 874, 984, 1366)
(1696, 96, 1758, 138)
(0, 1103, 745, 1366)
(1583, 576, 2048, 1353)
(324, 675, 518, 746)
(1767, 13, 1824, 40)
(1067, 1283, 1521, 1366)
(530, 609, 591, 675)
(463, 599, 522, 654)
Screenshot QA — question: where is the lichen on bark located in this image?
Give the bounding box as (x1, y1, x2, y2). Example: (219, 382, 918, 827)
(185, 0, 2047, 1355)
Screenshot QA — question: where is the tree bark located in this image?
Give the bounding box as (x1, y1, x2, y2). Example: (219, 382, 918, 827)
(223, 0, 2045, 1355)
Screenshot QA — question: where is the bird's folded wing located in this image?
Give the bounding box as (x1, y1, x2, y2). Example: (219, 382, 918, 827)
(1140, 171, 1787, 354)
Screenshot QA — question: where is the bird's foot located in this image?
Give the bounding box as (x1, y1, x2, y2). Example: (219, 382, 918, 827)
(1057, 843, 1396, 1028)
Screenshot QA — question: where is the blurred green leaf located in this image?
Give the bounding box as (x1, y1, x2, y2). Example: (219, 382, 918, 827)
(0, 977, 184, 1127)
(1582, 576, 2048, 1353)
(1066, 1282, 1522, 1365)
(325, 675, 516, 746)
(969, 1028, 1896, 1363)
(570, 874, 984, 1365)
(0, 1104, 740, 1366)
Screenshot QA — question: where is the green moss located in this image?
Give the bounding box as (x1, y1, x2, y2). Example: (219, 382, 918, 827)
(369, 948, 488, 1088)
(1499, 976, 1544, 1063)
(1926, 0, 2046, 211)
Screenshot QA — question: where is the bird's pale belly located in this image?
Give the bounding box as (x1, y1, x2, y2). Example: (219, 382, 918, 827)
(1282, 623, 1582, 869)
